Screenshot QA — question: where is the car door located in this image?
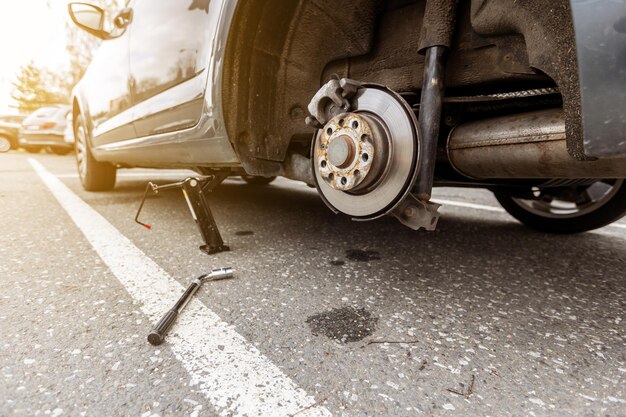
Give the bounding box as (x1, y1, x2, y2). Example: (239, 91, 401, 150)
(80, 3, 135, 147)
(128, 0, 214, 138)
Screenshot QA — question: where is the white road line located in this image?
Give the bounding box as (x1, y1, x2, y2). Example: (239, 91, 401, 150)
(29, 158, 331, 417)
(434, 199, 506, 213)
(436, 198, 626, 232)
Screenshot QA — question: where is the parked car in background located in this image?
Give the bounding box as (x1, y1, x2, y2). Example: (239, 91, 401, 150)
(0, 115, 25, 152)
(20, 105, 73, 155)
(64, 112, 75, 147)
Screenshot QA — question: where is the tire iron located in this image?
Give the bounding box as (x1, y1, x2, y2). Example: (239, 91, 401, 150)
(147, 267, 235, 346)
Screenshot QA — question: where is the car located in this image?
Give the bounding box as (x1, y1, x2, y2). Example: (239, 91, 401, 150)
(63, 112, 75, 147)
(20, 105, 73, 155)
(0, 115, 25, 152)
(68, 0, 626, 234)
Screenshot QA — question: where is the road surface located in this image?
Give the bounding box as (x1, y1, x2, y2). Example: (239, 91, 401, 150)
(1, 151, 624, 416)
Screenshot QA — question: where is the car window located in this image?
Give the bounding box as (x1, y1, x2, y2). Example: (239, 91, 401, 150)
(31, 107, 58, 118)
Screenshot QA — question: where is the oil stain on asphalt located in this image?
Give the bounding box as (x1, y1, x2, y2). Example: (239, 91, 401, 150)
(345, 249, 381, 262)
(306, 307, 378, 343)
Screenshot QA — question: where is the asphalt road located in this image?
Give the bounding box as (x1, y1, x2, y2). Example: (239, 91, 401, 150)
(1, 151, 625, 417)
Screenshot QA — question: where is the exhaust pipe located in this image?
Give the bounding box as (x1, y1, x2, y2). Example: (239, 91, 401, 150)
(447, 108, 626, 179)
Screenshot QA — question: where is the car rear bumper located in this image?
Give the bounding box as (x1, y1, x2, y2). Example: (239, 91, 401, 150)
(19, 134, 73, 149)
(571, 0, 626, 158)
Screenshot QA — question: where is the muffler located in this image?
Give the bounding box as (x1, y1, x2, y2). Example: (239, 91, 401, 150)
(447, 109, 626, 179)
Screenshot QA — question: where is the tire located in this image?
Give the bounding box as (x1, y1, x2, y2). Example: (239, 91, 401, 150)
(52, 147, 72, 156)
(242, 175, 276, 186)
(74, 115, 116, 191)
(494, 180, 626, 234)
(0, 136, 10, 153)
(24, 146, 41, 154)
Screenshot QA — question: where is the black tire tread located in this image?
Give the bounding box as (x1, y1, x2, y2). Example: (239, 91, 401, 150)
(494, 182, 626, 234)
(75, 116, 116, 191)
(242, 176, 276, 186)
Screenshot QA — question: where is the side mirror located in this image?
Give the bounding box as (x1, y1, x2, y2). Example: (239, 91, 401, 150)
(68, 3, 111, 40)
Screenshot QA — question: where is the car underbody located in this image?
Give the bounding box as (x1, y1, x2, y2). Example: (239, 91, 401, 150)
(216, 0, 626, 231)
(70, 0, 626, 233)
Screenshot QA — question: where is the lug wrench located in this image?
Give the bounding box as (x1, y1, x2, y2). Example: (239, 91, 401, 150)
(148, 267, 235, 346)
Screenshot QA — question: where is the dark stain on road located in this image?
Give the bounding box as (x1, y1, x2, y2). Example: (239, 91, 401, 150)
(346, 249, 381, 262)
(330, 260, 345, 266)
(235, 230, 254, 236)
(306, 307, 378, 343)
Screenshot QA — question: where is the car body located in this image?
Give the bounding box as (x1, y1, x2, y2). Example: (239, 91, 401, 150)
(69, 0, 626, 233)
(64, 113, 75, 146)
(0, 115, 25, 151)
(20, 105, 73, 155)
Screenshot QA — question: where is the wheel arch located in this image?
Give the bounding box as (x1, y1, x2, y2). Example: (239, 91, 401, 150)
(72, 92, 95, 149)
(222, 0, 382, 176)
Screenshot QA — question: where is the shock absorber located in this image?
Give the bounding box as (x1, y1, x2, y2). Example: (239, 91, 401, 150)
(414, 0, 458, 201)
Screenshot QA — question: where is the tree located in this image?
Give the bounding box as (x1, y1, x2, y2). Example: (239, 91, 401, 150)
(10, 62, 68, 114)
(10, 0, 124, 114)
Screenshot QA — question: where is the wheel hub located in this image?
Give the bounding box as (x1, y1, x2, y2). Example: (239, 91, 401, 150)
(307, 78, 442, 230)
(311, 84, 420, 219)
(316, 113, 378, 191)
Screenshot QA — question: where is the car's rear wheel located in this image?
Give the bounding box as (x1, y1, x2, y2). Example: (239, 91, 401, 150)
(494, 179, 626, 233)
(242, 175, 276, 186)
(0, 136, 11, 153)
(24, 146, 41, 154)
(51, 147, 72, 156)
(75, 115, 116, 191)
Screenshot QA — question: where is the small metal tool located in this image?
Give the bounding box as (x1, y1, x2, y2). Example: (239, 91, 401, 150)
(148, 267, 235, 346)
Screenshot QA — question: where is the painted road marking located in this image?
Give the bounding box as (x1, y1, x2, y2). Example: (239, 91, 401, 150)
(435, 199, 506, 213)
(29, 158, 331, 417)
(436, 199, 626, 231)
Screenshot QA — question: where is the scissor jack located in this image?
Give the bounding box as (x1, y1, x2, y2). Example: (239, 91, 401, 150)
(135, 174, 230, 255)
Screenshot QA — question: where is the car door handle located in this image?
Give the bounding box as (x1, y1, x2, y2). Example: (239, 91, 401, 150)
(113, 8, 134, 29)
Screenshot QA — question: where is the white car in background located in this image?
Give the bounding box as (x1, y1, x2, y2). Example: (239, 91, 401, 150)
(64, 113, 75, 147)
(20, 105, 73, 155)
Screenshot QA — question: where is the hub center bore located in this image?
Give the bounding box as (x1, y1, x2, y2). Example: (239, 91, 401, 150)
(327, 135, 355, 169)
(316, 113, 384, 192)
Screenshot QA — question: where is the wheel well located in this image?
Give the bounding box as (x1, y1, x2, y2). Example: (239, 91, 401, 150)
(223, 0, 382, 175)
(223, 0, 582, 176)
(72, 98, 81, 132)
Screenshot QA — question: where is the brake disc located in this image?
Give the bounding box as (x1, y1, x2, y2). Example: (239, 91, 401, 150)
(309, 80, 426, 222)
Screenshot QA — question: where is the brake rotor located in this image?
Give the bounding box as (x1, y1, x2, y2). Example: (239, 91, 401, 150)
(312, 85, 420, 220)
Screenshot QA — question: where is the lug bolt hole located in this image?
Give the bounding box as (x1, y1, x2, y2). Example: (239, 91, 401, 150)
(338, 119, 345, 127)
(328, 173, 335, 181)
(352, 121, 359, 129)
(360, 134, 369, 142)
(326, 127, 333, 136)
(354, 170, 360, 176)
(321, 160, 327, 168)
(341, 177, 348, 186)
(362, 153, 369, 162)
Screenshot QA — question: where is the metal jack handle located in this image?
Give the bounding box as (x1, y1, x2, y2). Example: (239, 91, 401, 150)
(134, 175, 230, 255)
(148, 267, 235, 346)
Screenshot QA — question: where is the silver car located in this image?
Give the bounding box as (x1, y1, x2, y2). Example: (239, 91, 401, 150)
(68, 1, 626, 234)
(20, 105, 73, 155)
